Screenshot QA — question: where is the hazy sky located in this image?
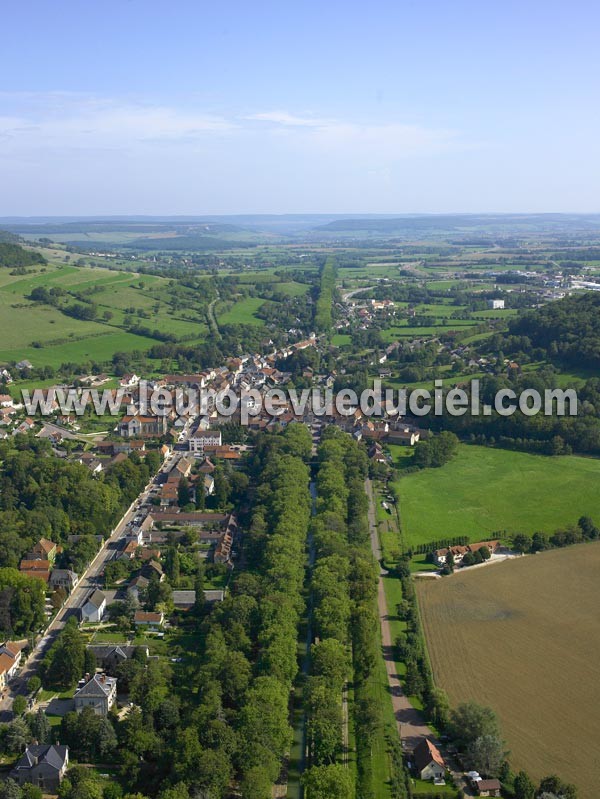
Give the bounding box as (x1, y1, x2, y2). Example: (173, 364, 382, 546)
(1, 0, 599, 215)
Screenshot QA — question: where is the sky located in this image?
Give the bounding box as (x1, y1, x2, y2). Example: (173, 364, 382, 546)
(1, 0, 599, 216)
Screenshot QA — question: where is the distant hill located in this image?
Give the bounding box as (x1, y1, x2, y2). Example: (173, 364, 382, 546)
(121, 234, 255, 251)
(4, 214, 600, 247)
(0, 214, 398, 239)
(0, 221, 248, 236)
(313, 213, 600, 237)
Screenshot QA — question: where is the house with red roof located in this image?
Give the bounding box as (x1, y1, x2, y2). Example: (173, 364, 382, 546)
(412, 737, 446, 781)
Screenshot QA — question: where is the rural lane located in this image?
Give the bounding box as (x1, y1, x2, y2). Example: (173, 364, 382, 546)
(365, 478, 434, 751)
(365, 478, 472, 796)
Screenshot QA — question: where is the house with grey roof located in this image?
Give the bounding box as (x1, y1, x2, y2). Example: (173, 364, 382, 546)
(172, 589, 224, 609)
(50, 569, 79, 592)
(11, 745, 69, 790)
(74, 673, 117, 716)
(128, 574, 149, 602)
(79, 589, 106, 623)
(86, 644, 148, 674)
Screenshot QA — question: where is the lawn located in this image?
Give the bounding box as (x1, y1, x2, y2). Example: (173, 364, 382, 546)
(91, 630, 129, 643)
(332, 333, 352, 347)
(358, 605, 397, 799)
(217, 296, 266, 326)
(416, 543, 600, 799)
(380, 321, 477, 343)
(132, 634, 168, 655)
(381, 574, 407, 678)
(276, 281, 310, 297)
(410, 778, 457, 795)
(396, 445, 600, 548)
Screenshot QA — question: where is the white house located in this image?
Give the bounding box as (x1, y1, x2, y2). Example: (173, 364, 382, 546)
(487, 299, 505, 310)
(79, 590, 107, 623)
(74, 674, 117, 716)
(134, 610, 164, 630)
(189, 430, 222, 454)
(203, 474, 215, 496)
(119, 373, 140, 387)
(412, 738, 446, 781)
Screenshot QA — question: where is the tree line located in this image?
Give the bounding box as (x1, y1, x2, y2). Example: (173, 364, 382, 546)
(314, 257, 337, 333)
(305, 428, 407, 799)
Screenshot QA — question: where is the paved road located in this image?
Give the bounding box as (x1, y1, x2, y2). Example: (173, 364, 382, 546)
(341, 285, 375, 302)
(0, 451, 179, 721)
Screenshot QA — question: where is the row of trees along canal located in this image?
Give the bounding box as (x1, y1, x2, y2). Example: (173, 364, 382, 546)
(303, 428, 408, 799)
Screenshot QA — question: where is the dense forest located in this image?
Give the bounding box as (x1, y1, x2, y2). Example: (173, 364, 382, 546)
(0, 437, 161, 636)
(504, 291, 600, 368)
(0, 242, 47, 269)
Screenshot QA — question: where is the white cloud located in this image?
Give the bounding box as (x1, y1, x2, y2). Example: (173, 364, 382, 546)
(0, 93, 460, 165)
(0, 94, 235, 156)
(246, 110, 328, 127)
(247, 109, 459, 159)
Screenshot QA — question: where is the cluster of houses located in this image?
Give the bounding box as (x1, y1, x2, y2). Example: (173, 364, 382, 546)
(3, 329, 428, 472)
(144, 509, 239, 566)
(339, 294, 396, 332)
(157, 454, 216, 506)
(433, 540, 500, 568)
(18, 537, 79, 593)
(8, 642, 157, 789)
(77, 580, 165, 630)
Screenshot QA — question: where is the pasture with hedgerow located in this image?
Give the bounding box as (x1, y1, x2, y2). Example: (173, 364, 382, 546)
(396, 444, 600, 549)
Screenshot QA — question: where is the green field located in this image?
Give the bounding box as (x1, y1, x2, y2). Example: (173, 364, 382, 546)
(276, 281, 310, 297)
(0, 258, 208, 368)
(396, 445, 600, 548)
(0, 330, 158, 369)
(217, 296, 266, 326)
(332, 333, 352, 347)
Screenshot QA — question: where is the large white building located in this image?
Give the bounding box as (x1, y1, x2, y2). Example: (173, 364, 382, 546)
(189, 430, 222, 454)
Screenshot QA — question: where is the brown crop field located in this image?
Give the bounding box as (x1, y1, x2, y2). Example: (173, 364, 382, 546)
(416, 543, 600, 799)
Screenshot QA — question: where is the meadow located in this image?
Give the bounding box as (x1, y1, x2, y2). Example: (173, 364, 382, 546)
(0, 331, 160, 371)
(396, 445, 600, 548)
(416, 543, 600, 799)
(216, 296, 266, 326)
(0, 259, 207, 368)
